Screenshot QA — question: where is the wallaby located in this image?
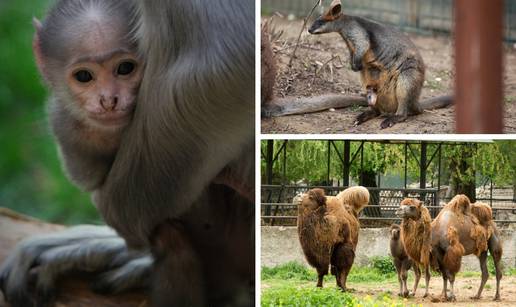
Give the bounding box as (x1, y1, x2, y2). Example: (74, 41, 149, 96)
(308, 0, 453, 129)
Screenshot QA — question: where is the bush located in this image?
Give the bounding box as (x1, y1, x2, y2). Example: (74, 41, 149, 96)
(370, 256, 396, 275)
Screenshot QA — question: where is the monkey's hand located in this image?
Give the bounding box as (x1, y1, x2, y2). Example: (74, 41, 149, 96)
(0, 226, 152, 307)
(350, 55, 363, 72)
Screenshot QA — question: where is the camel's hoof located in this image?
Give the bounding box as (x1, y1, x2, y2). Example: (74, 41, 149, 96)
(448, 295, 456, 302)
(403, 291, 409, 298)
(493, 295, 501, 301)
(423, 293, 429, 298)
(471, 295, 481, 300)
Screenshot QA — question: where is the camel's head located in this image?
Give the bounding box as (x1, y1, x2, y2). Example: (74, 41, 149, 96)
(389, 224, 401, 240)
(297, 188, 327, 211)
(395, 198, 423, 220)
(336, 186, 370, 214)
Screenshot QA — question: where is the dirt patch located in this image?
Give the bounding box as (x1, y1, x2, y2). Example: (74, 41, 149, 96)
(353, 276, 516, 306)
(262, 276, 516, 306)
(261, 18, 516, 134)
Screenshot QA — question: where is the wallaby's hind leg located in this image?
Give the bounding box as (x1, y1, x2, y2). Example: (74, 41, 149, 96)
(381, 68, 423, 129)
(354, 108, 380, 126)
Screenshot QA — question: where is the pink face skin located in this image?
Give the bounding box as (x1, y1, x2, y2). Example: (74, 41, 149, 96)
(66, 50, 142, 129)
(366, 86, 377, 107)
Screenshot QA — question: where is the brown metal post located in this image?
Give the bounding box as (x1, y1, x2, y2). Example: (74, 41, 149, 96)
(455, 0, 504, 133)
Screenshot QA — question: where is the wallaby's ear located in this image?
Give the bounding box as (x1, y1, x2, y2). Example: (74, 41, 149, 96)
(323, 0, 343, 21)
(32, 18, 48, 81)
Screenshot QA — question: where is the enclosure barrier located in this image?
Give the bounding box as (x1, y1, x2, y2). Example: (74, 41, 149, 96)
(262, 0, 516, 43)
(261, 185, 516, 226)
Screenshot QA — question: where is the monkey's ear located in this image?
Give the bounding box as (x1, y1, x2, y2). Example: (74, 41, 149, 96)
(32, 18, 48, 81)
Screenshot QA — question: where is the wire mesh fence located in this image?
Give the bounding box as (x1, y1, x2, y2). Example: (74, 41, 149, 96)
(262, 0, 516, 42)
(261, 185, 516, 227)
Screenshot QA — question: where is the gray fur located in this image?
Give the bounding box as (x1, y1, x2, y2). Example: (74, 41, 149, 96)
(1, 1, 255, 306)
(38, 0, 139, 191)
(96, 0, 255, 248)
(0, 226, 151, 306)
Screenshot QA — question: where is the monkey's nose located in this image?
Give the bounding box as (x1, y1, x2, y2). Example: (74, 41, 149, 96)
(100, 96, 119, 111)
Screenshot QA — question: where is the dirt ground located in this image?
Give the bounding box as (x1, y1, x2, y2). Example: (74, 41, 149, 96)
(353, 276, 516, 306)
(261, 18, 516, 134)
(262, 276, 516, 306)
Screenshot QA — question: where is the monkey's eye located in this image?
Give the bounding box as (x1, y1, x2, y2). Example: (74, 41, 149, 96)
(74, 70, 93, 83)
(117, 61, 135, 75)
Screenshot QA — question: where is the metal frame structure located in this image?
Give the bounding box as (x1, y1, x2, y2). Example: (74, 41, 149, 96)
(260, 140, 516, 225)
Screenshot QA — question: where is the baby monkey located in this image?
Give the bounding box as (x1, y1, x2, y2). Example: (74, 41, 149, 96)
(33, 0, 142, 191)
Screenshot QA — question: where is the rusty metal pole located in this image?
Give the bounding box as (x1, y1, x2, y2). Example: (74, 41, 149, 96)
(455, 0, 504, 133)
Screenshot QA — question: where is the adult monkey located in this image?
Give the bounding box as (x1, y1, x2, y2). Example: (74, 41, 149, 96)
(0, 1, 255, 307)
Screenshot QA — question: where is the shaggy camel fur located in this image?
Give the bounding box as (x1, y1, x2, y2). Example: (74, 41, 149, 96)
(395, 198, 433, 297)
(430, 194, 500, 301)
(389, 224, 421, 298)
(297, 186, 369, 291)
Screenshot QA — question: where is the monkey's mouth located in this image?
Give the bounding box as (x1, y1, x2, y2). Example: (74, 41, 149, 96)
(89, 111, 132, 127)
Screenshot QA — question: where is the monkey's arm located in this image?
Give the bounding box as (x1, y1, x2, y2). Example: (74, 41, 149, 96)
(343, 23, 370, 72)
(0, 226, 152, 306)
(95, 1, 255, 248)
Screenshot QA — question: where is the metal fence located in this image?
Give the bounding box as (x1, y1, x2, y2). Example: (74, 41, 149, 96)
(261, 185, 516, 226)
(262, 0, 516, 42)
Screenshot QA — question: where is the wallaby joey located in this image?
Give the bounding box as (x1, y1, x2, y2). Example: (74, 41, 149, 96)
(309, 0, 452, 129)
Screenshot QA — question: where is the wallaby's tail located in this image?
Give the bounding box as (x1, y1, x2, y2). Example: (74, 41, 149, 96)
(420, 95, 454, 110)
(262, 95, 367, 117)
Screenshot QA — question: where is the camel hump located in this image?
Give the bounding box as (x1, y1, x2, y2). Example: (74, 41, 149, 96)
(308, 188, 327, 207)
(470, 202, 493, 224)
(445, 194, 471, 216)
(336, 186, 370, 214)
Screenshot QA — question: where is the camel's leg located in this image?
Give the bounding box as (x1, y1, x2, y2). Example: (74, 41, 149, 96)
(489, 234, 503, 301)
(316, 266, 327, 288)
(440, 274, 448, 301)
(423, 266, 431, 298)
(397, 271, 403, 297)
(401, 267, 409, 297)
(411, 264, 421, 296)
(472, 251, 489, 300)
(447, 272, 457, 302)
(331, 243, 354, 292)
(331, 265, 342, 288)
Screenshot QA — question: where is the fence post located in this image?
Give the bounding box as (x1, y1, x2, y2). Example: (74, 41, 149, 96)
(455, 0, 504, 133)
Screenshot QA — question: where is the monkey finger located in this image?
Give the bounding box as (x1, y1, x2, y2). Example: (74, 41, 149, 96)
(92, 256, 153, 295)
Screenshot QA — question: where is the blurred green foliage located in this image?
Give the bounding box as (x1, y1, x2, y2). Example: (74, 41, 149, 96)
(0, 1, 100, 224)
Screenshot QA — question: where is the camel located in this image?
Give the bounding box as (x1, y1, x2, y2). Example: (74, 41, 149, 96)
(296, 186, 369, 291)
(394, 198, 433, 297)
(389, 224, 422, 297)
(397, 195, 503, 302)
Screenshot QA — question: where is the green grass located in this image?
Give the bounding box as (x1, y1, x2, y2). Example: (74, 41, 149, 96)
(262, 261, 516, 306)
(0, 1, 99, 224)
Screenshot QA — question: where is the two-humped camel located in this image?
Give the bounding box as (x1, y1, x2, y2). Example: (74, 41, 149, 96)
(296, 186, 369, 291)
(396, 195, 503, 301)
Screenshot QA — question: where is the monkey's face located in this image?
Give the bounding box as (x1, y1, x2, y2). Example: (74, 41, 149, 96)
(66, 52, 142, 129)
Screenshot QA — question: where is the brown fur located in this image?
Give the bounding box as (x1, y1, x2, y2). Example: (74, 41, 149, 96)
(390, 224, 421, 297)
(260, 24, 276, 105)
(438, 196, 489, 256)
(399, 199, 432, 267)
(297, 187, 369, 289)
(336, 186, 370, 217)
(444, 194, 471, 223)
(443, 226, 465, 274)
